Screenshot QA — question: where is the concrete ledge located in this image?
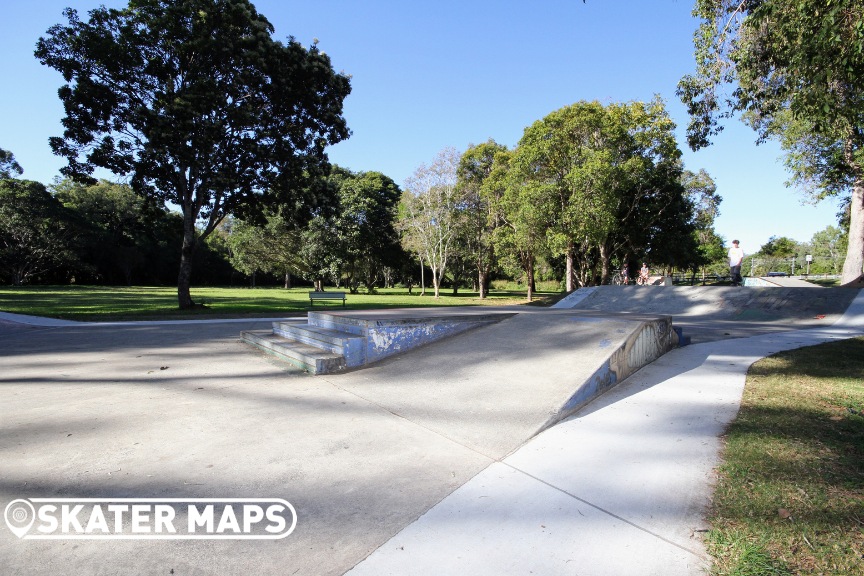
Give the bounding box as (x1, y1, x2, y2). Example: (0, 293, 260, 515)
(537, 316, 679, 432)
(310, 312, 514, 366)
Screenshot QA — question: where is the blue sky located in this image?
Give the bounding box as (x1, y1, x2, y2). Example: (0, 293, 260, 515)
(0, 0, 844, 254)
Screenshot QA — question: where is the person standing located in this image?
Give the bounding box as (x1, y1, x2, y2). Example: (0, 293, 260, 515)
(728, 239, 745, 286)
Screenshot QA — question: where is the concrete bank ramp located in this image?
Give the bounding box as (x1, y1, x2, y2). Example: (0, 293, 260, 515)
(319, 310, 677, 456)
(566, 285, 859, 323)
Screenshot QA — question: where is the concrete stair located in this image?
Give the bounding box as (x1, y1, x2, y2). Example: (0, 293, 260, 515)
(241, 310, 512, 375)
(240, 330, 347, 373)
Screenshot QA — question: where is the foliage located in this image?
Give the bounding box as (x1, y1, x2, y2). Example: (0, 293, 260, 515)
(806, 225, 848, 274)
(0, 179, 79, 285)
(52, 178, 182, 285)
(0, 148, 23, 179)
(456, 140, 509, 298)
(333, 168, 403, 293)
(226, 213, 304, 287)
(491, 147, 547, 301)
(678, 0, 864, 283)
(758, 236, 798, 258)
(224, 167, 405, 293)
(502, 98, 699, 292)
(682, 168, 722, 241)
(36, 0, 351, 308)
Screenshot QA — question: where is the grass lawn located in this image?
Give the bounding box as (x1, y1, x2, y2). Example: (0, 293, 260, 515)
(0, 284, 566, 321)
(804, 277, 843, 288)
(706, 337, 864, 575)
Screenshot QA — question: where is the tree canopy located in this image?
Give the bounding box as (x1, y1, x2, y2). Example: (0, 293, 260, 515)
(0, 148, 23, 179)
(36, 0, 351, 307)
(0, 179, 78, 285)
(456, 140, 508, 298)
(678, 0, 864, 283)
(501, 98, 698, 292)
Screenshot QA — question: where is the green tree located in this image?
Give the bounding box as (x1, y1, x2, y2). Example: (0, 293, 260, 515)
(508, 98, 695, 288)
(510, 101, 610, 290)
(493, 148, 547, 301)
(226, 213, 305, 288)
(682, 169, 721, 238)
(0, 148, 23, 179)
(681, 168, 724, 275)
(809, 225, 847, 274)
(301, 214, 341, 292)
(0, 179, 78, 285)
(457, 140, 508, 298)
(754, 235, 801, 275)
(36, 0, 351, 308)
(225, 218, 271, 286)
(678, 0, 864, 283)
(759, 236, 798, 258)
(333, 169, 402, 293)
(53, 179, 174, 285)
(597, 101, 698, 281)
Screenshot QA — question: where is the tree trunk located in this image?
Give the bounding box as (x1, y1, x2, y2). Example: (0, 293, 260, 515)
(565, 243, 574, 291)
(420, 256, 426, 296)
(526, 259, 535, 302)
(177, 219, 196, 309)
(478, 269, 488, 299)
(284, 271, 292, 289)
(598, 242, 611, 285)
(841, 180, 864, 284)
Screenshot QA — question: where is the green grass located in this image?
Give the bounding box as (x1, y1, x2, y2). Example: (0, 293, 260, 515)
(707, 337, 864, 576)
(804, 277, 843, 288)
(0, 284, 566, 321)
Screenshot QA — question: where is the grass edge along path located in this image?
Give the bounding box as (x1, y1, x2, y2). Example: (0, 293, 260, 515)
(706, 337, 864, 576)
(0, 284, 566, 321)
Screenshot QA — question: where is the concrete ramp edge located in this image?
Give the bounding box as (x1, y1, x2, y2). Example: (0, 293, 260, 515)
(537, 316, 679, 434)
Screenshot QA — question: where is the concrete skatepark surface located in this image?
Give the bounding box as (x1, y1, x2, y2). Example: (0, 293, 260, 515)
(558, 285, 859, 343)
(1, 285, 863, 575)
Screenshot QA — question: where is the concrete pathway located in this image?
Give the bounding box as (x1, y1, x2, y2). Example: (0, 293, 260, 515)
(346, 289, 864, 575)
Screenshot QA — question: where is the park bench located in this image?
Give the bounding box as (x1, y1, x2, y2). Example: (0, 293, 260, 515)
(309, 291, 346, 307)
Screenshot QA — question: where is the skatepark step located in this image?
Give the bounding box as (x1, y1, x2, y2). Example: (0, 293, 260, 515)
(272, 322, 366, 358)
(240, 330, 346, 373)
(242, 310, 514, 374)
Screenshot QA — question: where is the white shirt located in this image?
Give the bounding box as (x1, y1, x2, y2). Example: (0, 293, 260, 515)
(728, 245, 744, 267)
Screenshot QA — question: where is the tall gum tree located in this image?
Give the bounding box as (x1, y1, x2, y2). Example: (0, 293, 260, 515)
(36, 0, 351, 307)
(678, 0, 864, 284)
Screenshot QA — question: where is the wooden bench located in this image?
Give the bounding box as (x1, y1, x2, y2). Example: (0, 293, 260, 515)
(309, 291, 346, 307)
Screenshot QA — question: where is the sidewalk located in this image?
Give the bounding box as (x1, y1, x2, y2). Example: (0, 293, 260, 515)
(346, 289, 864, 575)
